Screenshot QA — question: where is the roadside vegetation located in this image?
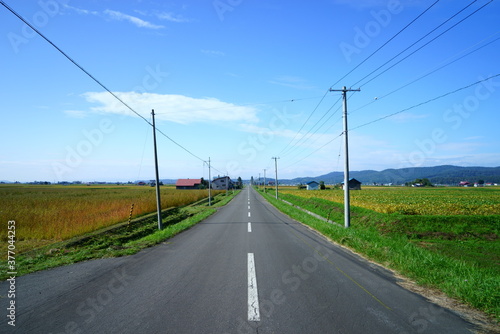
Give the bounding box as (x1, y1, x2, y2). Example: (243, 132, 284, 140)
(0, 184, 239, 279)
(257, 186, 499, 322)
(282, 186, 500, 215)
(0, 184, 224, 253)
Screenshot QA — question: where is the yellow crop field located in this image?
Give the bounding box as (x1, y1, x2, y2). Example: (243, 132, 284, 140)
(280, 186, 500, 215)
(0, 184, 220, 251)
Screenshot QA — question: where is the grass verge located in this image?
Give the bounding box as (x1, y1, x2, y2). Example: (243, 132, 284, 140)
(258, 189, 499, 323)
(0, 191, 239, 280)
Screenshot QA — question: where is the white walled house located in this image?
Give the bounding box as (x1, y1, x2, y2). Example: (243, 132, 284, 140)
(212, 176, 233, 190)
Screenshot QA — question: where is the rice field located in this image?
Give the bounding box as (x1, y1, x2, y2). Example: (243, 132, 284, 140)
(280, 186, 500, 215)
(0, 184, 220, 251)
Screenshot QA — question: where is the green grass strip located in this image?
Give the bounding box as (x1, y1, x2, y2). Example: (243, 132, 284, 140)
(258, 189, 499, 321)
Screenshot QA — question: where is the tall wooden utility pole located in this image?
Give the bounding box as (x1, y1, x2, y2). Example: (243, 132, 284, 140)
(272, 157, 280, 199)
(263, 169, 266, 193)
(329, 87, 360, 228)
(208, 157, 212, 206)
(151, 109, 163, 230)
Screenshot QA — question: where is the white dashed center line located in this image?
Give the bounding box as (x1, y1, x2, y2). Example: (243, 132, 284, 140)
(248, 222, 252, 232)
(247, 253, 260, 321)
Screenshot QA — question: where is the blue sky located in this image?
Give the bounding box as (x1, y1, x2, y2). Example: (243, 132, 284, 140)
(1, 0, 499, 182)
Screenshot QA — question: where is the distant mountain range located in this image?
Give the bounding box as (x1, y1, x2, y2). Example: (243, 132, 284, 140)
(280, 165, 500, 185)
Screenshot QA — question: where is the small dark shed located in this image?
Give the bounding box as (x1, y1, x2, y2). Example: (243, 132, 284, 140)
(342, 178, 362, 190)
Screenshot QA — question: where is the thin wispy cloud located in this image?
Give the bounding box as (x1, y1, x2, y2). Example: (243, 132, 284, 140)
(64, 110, 88, 119)
(155, 12, 191, 23)
(269, 76, 315, 90)
(201, 49, 225, 57)
(388, 112, 429, 123)
(63, 4, 99, 15)
(103, 10, 164, 29)
(63, 5, 164, 29)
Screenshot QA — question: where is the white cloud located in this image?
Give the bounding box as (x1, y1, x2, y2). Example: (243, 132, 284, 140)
(413, 153, 500, 168)
(436, 141, 486, 153)
(103, 10, 164, 29)
(64, 5, 165, 29)
(388, 112, 429, 123)
(63, 4, 99, 15)
(201, 49, 226, 57)
(78, 91, 259, 124)
(238, 123, 299, 140)
(269, 76, 315, 90)
(155, 12, 191, 23)
(64, 110, 88, 118)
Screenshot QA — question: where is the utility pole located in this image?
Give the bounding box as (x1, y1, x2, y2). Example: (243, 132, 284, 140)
(151, 109, 163, 230)
(263, 169, 266, 193)
(225, 173, 228, 196)
(208, 157, 212, 206)
(272, 157, 280, 199)
(329, 87, 360, 228)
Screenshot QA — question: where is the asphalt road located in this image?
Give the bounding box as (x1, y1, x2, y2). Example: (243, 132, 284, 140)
(1, 187, 476, 333)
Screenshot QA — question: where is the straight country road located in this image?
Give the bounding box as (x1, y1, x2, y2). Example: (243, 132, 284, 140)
(1, 187, 475, 333)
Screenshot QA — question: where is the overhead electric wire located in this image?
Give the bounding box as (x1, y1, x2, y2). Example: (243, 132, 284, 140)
(283, 132, 344, 170)
(153, 95, 327, 115)
(284, 73, 499, 171)
(0, 0, 230, 173)
(278, 89, 331, 156)
(283, 91, 360, 168)
(280, 0, 442, 162)
(281, 96, 343, 158)
(284, 114, 343, 165)
(354, 0, 493, 88)
(281, 1, 494, 173)
(351, 73, 500, 131)
(0, 1, 150, 124)
(330, 0, 441, 89)
(351, 32, 500, 114)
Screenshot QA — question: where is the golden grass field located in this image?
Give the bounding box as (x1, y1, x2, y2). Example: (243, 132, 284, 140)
(279, 186, 500, 215)
(0, 184, 221, 252)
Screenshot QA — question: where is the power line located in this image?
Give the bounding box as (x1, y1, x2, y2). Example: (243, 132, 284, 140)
(281, 96, 343, 158)
(283, 73, 499, 172)
(280, 0, 442, 158)
(0, 0, 229, 174)
(351, 73, 500, 131)
(282, 132, 343, 170)
(331, 0, 441, 89)
(278, 89, 331, 156)
(153, 95, 328, 115)
(283, 93, 358, 165)
(350, 32, 500, 115)
(354, 0, 493, 88)
(0, 1, 150, 124)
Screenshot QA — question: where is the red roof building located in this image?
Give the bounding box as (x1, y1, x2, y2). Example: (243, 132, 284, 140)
(176, 179, 202, 189)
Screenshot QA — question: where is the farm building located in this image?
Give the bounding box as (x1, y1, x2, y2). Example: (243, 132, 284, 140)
(176, 179, 202, 190)
(306, 181, 319, 190)
(212, 176, 233, 190)
(342, 178, 362, 190)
